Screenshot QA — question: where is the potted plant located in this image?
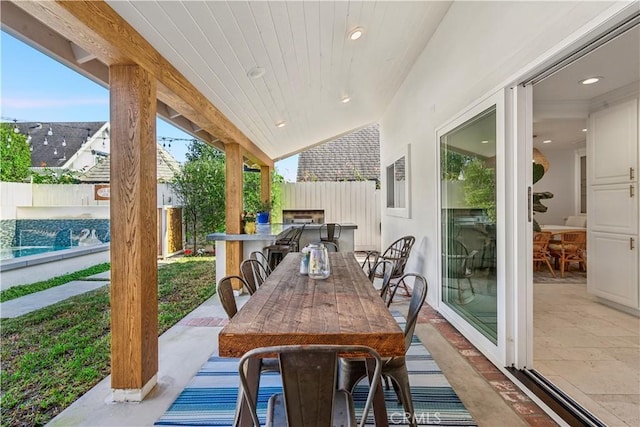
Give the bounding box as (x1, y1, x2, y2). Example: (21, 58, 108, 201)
(256, 200, 271, 224)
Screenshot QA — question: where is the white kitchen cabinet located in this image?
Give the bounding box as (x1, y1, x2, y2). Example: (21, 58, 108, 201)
(588, 231, 638, 308)
(587, 97, 639, 312)
(590, 183, 638, 235)
(588, 98, 638, 186)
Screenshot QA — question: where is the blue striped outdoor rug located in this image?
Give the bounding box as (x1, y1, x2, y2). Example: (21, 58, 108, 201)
(155, 313, 477, 426)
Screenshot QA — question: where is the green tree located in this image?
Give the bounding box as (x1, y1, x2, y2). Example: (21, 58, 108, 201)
(441, 149, 472, 181)
(31, 168, 80, 184)
(172, 146, 226, 252)
(173, 140, 285, 250)
(0, 124, 31, 182)
(243, 168, 285, 221)
(462, 158, 496, 222)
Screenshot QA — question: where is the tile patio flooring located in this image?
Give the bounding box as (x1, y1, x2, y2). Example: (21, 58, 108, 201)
(533, 274, 640, 426)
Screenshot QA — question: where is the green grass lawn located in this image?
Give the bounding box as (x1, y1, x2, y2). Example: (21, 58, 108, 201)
(0, 263, 112, 302)
(0, 257, 216, 427)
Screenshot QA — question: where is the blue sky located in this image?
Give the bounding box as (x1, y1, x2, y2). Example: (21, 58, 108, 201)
(0, 32, 297, 181)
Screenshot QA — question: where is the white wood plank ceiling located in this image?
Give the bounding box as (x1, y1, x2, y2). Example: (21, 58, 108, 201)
(106, 1, 452, 160)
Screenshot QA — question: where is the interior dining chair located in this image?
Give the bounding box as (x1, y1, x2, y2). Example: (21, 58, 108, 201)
(250, 250, 272, 276)
(237, 344, 382, 427)
(319, 223, 342, 249)
(376, 236, 416, 300)
(241, 259, 269, 295)
(548, 231, 587, 278)
(338, 273, 428, 427)
(533, 231, 555, 277)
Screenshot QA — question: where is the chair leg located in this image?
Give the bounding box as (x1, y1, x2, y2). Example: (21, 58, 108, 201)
(544, 258, 555, 277)
(387, 366, 416, 427)
(395, 277, 412, 297)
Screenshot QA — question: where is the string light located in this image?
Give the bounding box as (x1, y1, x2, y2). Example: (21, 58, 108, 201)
(3, 118, 203, 159)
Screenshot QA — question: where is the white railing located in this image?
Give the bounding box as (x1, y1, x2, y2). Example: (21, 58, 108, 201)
(282, 181, 381, 251)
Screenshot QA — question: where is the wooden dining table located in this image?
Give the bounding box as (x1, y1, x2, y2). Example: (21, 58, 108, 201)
(219, 251, 405, 427)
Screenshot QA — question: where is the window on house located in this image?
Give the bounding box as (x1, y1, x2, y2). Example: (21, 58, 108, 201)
(385, 145, 410, 218)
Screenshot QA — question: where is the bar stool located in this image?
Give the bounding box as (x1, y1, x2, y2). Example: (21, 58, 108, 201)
(264, 224, 305, 270)
(319, 223, 341, 249)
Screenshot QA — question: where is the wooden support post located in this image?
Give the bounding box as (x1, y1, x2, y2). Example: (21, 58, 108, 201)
(225, 143, 243, 289)
(109, 64, 158, 401)
(260, 165, 271, 206)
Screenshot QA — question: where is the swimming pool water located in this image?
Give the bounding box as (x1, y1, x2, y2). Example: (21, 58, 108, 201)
(0, 246, 71, 260)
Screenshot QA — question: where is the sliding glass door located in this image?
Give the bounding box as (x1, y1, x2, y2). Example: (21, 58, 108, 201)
(439, 96, 504, 355)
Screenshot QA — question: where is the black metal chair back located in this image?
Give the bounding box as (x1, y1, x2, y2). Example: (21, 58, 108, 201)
(380, 235, 415, 279)
(320, 223, 341, 245)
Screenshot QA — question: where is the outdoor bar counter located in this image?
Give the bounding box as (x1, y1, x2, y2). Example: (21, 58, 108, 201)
(207, 223, 357, 285)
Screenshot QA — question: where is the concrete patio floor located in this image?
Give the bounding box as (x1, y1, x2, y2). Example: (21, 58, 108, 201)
(47, 287, 560, 427)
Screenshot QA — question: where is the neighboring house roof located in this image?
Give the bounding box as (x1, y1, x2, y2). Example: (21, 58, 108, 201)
(79, 144, 181, 183)
(296, 124, 380, 182)
(14, 121, 107, 168)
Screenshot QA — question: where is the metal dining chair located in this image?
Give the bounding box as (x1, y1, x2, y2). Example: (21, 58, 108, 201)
(374, 260, 395, 306)
(218, 274, 281, 421)
(319, 223, 342, 249)
(375, 236, 415, 300)
(217, 275, 244, 319)
(237, 344, 382, 427)
(250, 250, 272, 276)
(339, 273, 428, 427)
(361, 250, 380, 280)
(241, 259, 269, 295)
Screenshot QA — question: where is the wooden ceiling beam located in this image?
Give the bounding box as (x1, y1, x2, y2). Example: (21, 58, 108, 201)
(6, 0, 273, 167)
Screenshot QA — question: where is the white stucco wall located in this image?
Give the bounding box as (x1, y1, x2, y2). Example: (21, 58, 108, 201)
(380, 1, 625, 305)
(533, 147, 582, 226)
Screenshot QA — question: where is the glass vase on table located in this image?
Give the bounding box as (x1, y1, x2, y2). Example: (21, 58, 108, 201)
(308, 243, 330, 280)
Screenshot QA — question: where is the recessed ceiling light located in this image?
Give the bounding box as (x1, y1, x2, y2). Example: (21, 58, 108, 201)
(348, 27, 363, 41)
(341, 96, 351, 104)
(582, 128, 587, 132)
(579, 76, 603, 85)
(247, 67, 266, 79)
(275, 120, 287, 128)
(481, 140, 489, 144)
(543, 139, 552, 144)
